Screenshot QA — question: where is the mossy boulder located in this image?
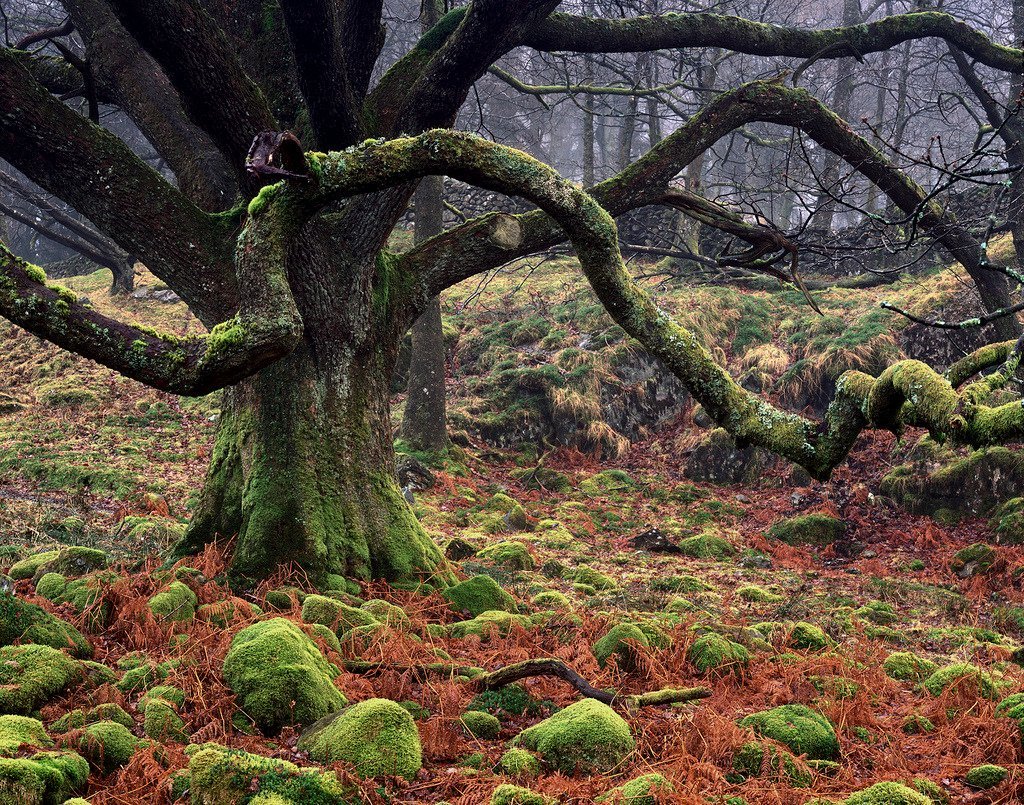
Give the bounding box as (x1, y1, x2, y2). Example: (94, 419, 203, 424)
(0, 751, 90, 804)
(736, 585, 784, 603)
(359, 599, 411, 627)
(144, 696, 188, 742)
(461, 710, 501, 739)
(512, 698, 634, 775)
(31, 547, 107, 580)
(569, 565, 617, 591)
(297, 698, 422, 780)
(8, 551, 60, 581)
(677, 531, 735, 559)
(964, 764, 1007, 790)
(148, 580, 198, 623)
(0, 716, 51, 756)
(768, 514, 846, 546)
(844, 782, 933, 804)
(300, 595, 377, 636)
(473, 493, 531, 533)
(444, 575, 517, 617)
(883, 652, 938, 682)
(579, 470, 635, 497)
(490, 784, 552, 805)
(595, 772, 675, 803)
(531, 590, 571, 609)
(52, 703, 133, 734)
(0, 592, 91, 658)
(739, 704, 839, 761)
(950, 543, 997, 577)
(991, 497, 1024, 546)
(222, 618, 347, 734)
(477, 540, 536, 570)
(187, 743, 347, 805)
(0, 644, 84, 715)
(77, 720, 140, 773)
(498, 748, 541, 778)
(921, 663, 999, 698)
(448, 610, 532, 639)
(787, 621, 833, 651)
(688, 632, 750, 675)
(593, 623, 650, 671)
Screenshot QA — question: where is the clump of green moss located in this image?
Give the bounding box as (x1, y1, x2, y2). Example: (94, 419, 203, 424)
(448, 610, 532, 639)
(964, 764, 1007, 790)
(52, 703, 133, 734)
(950, 543, 997, 576)
(677, 531, 736, 559)
(301, 595, 377, 636)
(0, 751, 90, 804)
(739, 704, 839, 760)
(736, 585, 784, 603)
(8, 550, 60, 581)
(461, 710, 501, 739)
(767, 514, 846, 546)
(844, 781, 932, 804)
(444, 575, 517, 617)
(148, 580, 198, 623)
(512, 698, 634, 775)
(688, 632, 750, 675)
(579, 469, 635, 497)
(477, 540, 536, 570)
(490, 784, 552, 805)
(531, 590, 571, 609)
(222, 618, 347, 734)
(853, 601, 897, 625)
(499, 748, 541, 779)
(0, 716, 52, 756)
(883, 652, 938, 682)
(144, 696, 188, 743)
(359, 599, 410, 627)
(921, 663, 999, 698)
(595, 772, 675, 803)
(787, 621, 834, 651)
(0, 591, 91, 657)
(186, 743, 347, 804)
(0, 644, 83, 714)
(569, 565, 617, 591)
(901, 714, 935, 734)
(77, 720, 140, 773)
(467, 684, 547, 718)
(593, 623, 650, 671)
(297, 698, 422, 779)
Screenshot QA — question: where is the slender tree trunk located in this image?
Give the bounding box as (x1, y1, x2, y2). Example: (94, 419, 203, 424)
(399, 175, 448, 452)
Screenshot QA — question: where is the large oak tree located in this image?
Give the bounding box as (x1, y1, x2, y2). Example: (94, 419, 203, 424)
(3, 0, 1024, 586)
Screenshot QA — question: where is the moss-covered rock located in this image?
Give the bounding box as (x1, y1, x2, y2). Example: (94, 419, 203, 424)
(0, 751, 89, 804)
(512, 698, 634, 775)
(498, 748, 541, 779)
(461, 710, 501, 739)
(144, 696, 188, 742)
(767, 514, 846, 546)
(477, 540, 536, 570)
(883, 652, 938, 682)
(911, 778, 948, 804)
(595, 772, 675, 803)
(300, 595, 377, 636)
(222, 618, 347, 734)
(297, 698, 422, 779)
(921, 663, 998, 698)
(8, 551, 60, 581)
(359, 599, 410, 627)
(688, 632, 750, 675)
(593, 623, 650, 671)
(444, 575, 517, 617)
(0, 644, 83, 714)
(77, 720, 139, 773)
(991, 497, 1024, 546)
(787, 621, 834, 651)
(32, 547, 107, 580)
(736, 585, 784, 603)
(0, 592, 91, 657)
(530, 590, 571, 609)
(467, 684, 547, 719)
(448, 610, 532, 639)
(52, 703, 133, 734)
(739, 704, 839, 760)
(570, 565, 617, 591)
(187, 743, 347, 805)
(490, 784, 552, 805)
(0, 716, 51, 756)
(950, 543, 997, 577)
(964, 764, 1007, 790)
(148, 580, 198, 623)
(677, 531, 735, 559)
(579, 470, 635, 497)
(844, 782, 933, 804)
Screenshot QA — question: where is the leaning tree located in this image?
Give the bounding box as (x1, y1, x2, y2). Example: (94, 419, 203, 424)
(3, 0, 1024, 586)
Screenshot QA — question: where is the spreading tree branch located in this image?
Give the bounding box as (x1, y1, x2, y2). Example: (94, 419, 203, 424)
(525, 11, 1024, 73)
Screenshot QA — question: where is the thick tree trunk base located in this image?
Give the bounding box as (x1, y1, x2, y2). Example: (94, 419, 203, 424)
(173, 344, 452, 588)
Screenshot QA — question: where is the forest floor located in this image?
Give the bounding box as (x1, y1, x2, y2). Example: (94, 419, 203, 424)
(1, 261, 1023, 805)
